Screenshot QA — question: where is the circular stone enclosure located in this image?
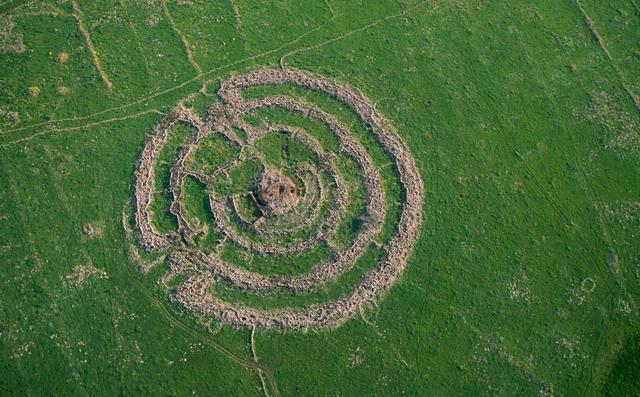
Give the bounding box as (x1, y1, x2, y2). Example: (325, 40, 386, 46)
(133, 68, 424, 330)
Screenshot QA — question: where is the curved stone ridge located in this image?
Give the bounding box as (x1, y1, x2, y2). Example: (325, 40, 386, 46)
(133, 68, 424, 330)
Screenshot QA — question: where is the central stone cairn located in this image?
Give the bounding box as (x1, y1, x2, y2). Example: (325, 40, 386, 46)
(132, 68, 424, 330)
(254, 168, 298, 216)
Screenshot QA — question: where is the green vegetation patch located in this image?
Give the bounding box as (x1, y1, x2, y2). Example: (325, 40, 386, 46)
(187, 133, 239, 175)
(211, 157, 260, 197)
(1, 0, 639, 395)
(604, 334, 640, 397)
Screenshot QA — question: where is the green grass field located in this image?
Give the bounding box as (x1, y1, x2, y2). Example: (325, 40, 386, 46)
(1, 0, 639, 395)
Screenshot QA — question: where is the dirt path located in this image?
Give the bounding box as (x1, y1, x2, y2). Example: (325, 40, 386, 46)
(125, 267, 281, 397)
(1, 1, 429, 146)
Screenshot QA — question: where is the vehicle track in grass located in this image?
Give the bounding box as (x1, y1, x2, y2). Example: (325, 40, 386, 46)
(0, 1, 429, 147)
(125, 267, 281, 397)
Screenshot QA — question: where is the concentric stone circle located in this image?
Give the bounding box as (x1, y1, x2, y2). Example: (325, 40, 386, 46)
(133, 68, 424, 330)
